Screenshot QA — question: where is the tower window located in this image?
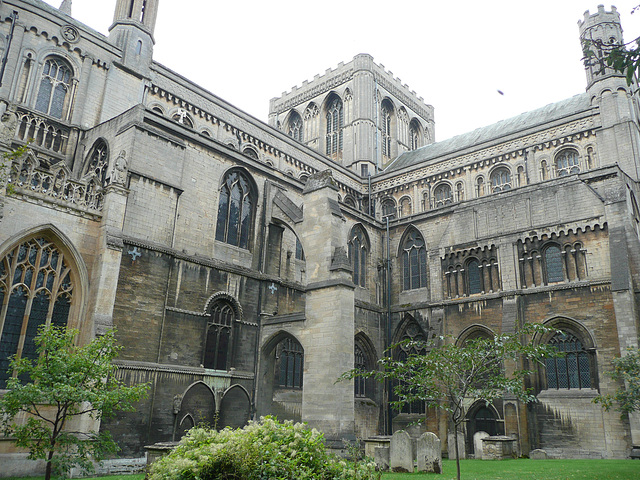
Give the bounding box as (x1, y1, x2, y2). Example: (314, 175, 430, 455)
(326, 96, 343, 158)
(348, 225, 368, 288)
(381, 100, 393, 158)
(287, 111, 303, 143)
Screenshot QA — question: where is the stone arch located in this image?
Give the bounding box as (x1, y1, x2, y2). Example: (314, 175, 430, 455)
(398, 195, 412, 217)
(218, 384, 251, 429)
(174, 381, 216, 439)
(148, 103, 165, 115)
(455, 324, 495, 346)
(465, 400, 502, 456)
(203, 291, 243, 322)
(82, 138, 109, 185)
(241, 145, 259, 160)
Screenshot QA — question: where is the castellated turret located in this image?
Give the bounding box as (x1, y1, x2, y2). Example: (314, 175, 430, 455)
(578, 5, 626, 90)
(109, 0, 159, 76)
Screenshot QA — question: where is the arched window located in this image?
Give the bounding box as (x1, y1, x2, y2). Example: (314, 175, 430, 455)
(215, 170, 255, 249)
(382, 198, 396, 220)
(242, 147, 258, 160)
(434, 183, 453, 207)
(381, 100, 393, 158)
(35, 57, 73, 119)
(476, 176, 485, 197)
(544, 244, 564, 283)
(0, 237, 74, 388)
(354, 343, 367, 398)
(402, 229, 427, 290)
(348, 225, 368, 288)
(540, 160, 549, 180)
(84, 139, 109, 188)
(517, 166, 525, 187)
(545, 331, 591, 389)
(277, 337, 303, 389)
(400, 197, 412, 217)
(466, 258, 482, 294)
(556, 149, 580, 176)
(287, 111, 303, 142)
(203, 301, 234, 370)
(326, 95, 343, 157)
(172, 110, 193, 128)
(409, 119, 421, 151)
(490, 168, 511, 192)
(455, 182, 465, 202)
(394, 317, 428, 414)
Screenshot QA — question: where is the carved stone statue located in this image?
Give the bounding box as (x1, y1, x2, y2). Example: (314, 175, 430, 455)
(110, 150, 128, 185)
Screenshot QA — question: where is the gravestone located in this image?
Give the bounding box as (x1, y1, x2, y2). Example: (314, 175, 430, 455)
(374, 446, 390, 471)
(447, 431, 466, 460)
(390, 430, 413, 472)
(416, 432, 442, 473)
(473, 431, 490, 459)
(530, 448, 548, 460)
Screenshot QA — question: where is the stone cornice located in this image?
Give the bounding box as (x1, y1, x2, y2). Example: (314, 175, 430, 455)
(112, 360, 254, 379)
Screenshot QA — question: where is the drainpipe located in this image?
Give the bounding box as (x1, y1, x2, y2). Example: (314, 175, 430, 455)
(0, 11, 18, 87)
(385, 214, 392, 435)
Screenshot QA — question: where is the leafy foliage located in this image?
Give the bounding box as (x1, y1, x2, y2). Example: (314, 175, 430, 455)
(341, 323, 558, 480)
(149, 417, 379, 480)
(0, 326, 149, 480)
(594, 347, 640, 415)
(0, 144, 28, 195)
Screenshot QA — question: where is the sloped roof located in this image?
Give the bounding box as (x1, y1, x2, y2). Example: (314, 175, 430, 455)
(384, 93, 593, 173)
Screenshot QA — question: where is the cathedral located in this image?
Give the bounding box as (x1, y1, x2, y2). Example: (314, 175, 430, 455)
(1, 0, 639, 473)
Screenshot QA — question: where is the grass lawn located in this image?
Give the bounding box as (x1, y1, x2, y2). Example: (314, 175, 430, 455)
(382, 459, 639, 480)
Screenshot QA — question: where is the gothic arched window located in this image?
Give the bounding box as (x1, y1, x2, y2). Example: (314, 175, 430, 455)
(215, 170, 255, 249)
(35, 57, 73, 119)
(381, 100, 393, 158)
(545, 331, 592, 389)
(490, 167, 511, 192)
(326, 95, 344, 157)
(434, 183, 453, 207)
(556, 149, 580, 176)
(348, 225, 368, 288)
(402, 229, 427, 290)
(354, 343, 367, 398)
(0, 237, 74, 388)
(203, 301, 234, 370)
(84, 139, 109, 188)
(409, 119, 421, 151)
(287, 111, 303, 142)
(476, 176, 485, 197)
(544, 244, 564, 283)
(277, 337, 303, 389)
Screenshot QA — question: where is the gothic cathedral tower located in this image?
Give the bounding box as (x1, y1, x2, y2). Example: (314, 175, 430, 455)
(109, 0, 159, 76)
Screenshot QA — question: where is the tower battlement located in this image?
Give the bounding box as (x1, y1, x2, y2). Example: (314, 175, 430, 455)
(578, 5, 620, 34)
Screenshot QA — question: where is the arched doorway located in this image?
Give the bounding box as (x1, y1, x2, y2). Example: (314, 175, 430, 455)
(466, 404, 499, 456)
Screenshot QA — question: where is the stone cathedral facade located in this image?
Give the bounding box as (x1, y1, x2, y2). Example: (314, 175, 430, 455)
(1, 0, 639, 472)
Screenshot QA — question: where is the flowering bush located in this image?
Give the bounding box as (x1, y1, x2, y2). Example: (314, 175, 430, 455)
(149, 416, 379, 480)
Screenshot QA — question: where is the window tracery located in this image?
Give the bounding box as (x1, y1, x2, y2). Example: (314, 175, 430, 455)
(203, 301, 234, 370)
(409, 119, 421, 151)
(402, 229, 428, 291)
(0, 237, 74, 388)
(381, 100, 393, 158)
(545, 331, 592, 389)
(276, 337, 303, 389)
(215, 170, 255, 249)
(84, 140, 109, 188)
(490, 167, 511, 192)
(287, 111, 303, 142)
(434, 183, 453, 207)
(35, 57, 73, 120)
(556, 149, 580, 176)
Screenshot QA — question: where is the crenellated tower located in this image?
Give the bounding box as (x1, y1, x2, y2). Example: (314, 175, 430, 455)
(109, 0, 159, 76)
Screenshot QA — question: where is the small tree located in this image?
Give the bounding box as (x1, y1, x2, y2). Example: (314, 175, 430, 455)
(594, 347, 640, 415)
(0, 325, 149, 480)
(342, 323, 557, 480)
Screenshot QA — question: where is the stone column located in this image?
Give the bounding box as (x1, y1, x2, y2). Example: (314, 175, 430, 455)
(300, 170, 355, 445)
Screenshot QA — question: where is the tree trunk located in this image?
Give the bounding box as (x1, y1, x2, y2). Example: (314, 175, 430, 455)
(454, 422, 461, 480)
(45, 449, 54, 480)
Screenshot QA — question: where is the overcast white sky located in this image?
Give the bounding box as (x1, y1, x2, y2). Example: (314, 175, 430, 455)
(43, 0, 640, 142)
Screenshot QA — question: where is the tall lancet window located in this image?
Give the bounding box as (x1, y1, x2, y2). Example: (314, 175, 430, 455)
(326, 95, 343, 157)
(35, 57, 73, 119)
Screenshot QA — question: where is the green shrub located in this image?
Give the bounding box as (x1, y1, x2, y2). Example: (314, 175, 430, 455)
(149, 416, 379, 480)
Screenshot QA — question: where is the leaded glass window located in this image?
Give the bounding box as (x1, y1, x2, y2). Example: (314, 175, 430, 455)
(354, 343, 367, 398)
(277, 337, 303, 389)
(491, 168, 512, 192)
(326, 96, 343, 157)
(467, 259, 482, 294)
(544, 245, 564, 283)
(434, 184, 453, 207)
(348, 225, 367, 288)
(0, 237, 73, 388)
(556, 149, 580, 176)
(85, 140, 109, 187)
(203, 301, 234, 370)
(35, 57, 73, 119)
(287, 111, 303, 142)
(545, 331, 591, 389)
(402, 230, 427, 290)
(215, 170, 255, 249)
(295, 237, 304, 261)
